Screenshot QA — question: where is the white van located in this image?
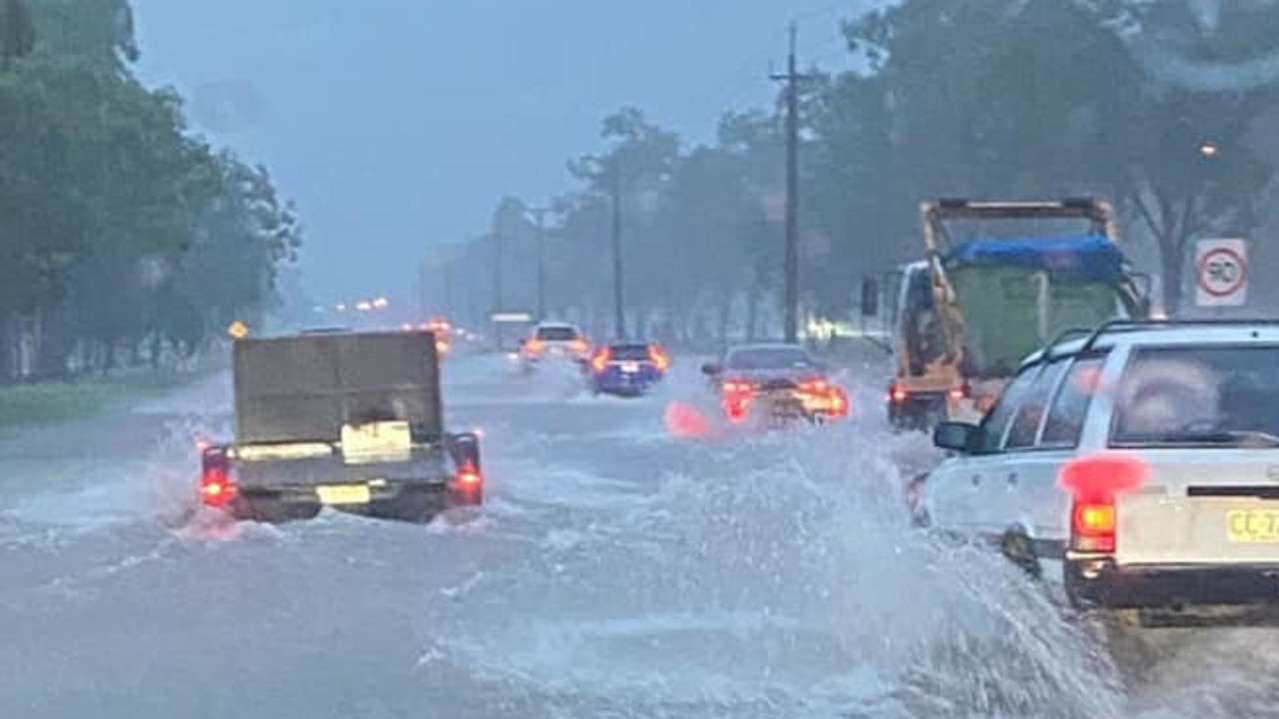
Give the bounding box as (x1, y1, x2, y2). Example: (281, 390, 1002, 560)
(915, 320, 1279, 625)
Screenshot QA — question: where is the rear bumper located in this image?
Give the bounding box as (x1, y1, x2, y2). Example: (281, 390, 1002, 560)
(887, 392, 947, 423)
(594, 370, 661, 393)
(230, 480, 481, 522)
(1066, 556, 1279, 609)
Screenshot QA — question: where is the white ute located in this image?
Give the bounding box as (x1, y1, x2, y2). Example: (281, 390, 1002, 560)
(915, 319, 1279, 626)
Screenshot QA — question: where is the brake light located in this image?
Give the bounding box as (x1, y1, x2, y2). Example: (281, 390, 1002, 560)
(649, 344, 670, 372)
(950, 381, 971, 400)
(889, 383, 907, 403)
(526, 338, 544, 354)
(199, 450, 238, 508)
(830, 387, 849, 416)
(799, 377, 830, 394)
(591, 346, 611, 372)
(436, 340, 450, 354)
(1059, 452, 1148, 555)
(571, 338, 589, 354)
(1071, 499, 1116, 552)
(455, 460, 483, 488)
(721, 380, 754, 395)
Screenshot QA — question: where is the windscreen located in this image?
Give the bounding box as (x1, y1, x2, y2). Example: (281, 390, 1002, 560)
(726, 347, 815, 370)
(1111, 346, 1279, 446)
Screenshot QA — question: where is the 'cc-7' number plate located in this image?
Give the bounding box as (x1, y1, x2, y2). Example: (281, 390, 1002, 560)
(1227, 509, 1279, 543)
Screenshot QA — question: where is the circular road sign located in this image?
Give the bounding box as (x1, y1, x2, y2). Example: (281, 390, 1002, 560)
(1196, 246, 1247, 298)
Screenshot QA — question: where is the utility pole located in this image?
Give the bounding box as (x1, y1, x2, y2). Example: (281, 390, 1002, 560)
(493, 230, 505, 348)
(609, 159, 626, 339)
(771, 21, 813, 344)
(527, 206, 552, 321)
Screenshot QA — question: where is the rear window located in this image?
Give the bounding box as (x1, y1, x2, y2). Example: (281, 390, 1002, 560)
(610, 344, 651, 361)
(726, 347, 814, 370)
(536, 326, 579, 341)
(1111, 345, 1279, 447)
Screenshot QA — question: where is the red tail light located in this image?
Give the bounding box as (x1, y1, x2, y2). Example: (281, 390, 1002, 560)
(721, 379, 754, 396)
(649, 344, 670, 372)
(830, 387, 849, 417)
(799, 377, 830, 394)
(889, 383, 907, 403)
(526, 338, 544, 354)
(1071, 498, 1116, 552)
(591, 346, 611, 372)
(949, 381, 971, 400)
(200, 449, 238, 508)
(455, 460, 483, 488)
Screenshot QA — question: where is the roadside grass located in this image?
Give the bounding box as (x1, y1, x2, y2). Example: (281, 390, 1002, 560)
(0, 364, 217, 429)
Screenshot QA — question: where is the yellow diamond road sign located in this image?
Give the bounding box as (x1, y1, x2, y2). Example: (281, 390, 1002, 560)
(228, 321, 250, 339)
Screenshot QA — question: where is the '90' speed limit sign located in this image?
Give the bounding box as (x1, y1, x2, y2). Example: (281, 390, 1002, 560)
(1195, 238, 1248, 307)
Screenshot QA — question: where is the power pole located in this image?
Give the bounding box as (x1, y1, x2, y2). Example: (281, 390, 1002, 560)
(527, 207, 552, 321)
(493, 230, 504, 348)
(771, 21, 814, 344)
(609, 160, 626, 339)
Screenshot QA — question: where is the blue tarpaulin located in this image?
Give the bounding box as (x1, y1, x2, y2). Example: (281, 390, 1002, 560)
(944, 234, 1127, 284)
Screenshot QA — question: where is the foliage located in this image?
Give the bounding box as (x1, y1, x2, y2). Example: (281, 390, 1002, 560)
(0, 0, 300, 378)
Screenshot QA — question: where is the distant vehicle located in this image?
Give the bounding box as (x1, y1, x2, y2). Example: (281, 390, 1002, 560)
(198, 330, 483, 523)
(519, 321, 591, 371)
(588, 341, 670, 396)
(701, 343, 849, 426)
(424, 316, 452, 356)
(916, 319, 1279, 628)
(864, 198, 1151, 431)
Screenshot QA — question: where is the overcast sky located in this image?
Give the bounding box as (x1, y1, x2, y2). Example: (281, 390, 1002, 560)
(130, 1, 874, 306)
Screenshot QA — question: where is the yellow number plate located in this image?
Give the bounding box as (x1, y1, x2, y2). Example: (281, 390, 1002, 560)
(1227, 509, 1279, 543)
(316, 484, 371, 505)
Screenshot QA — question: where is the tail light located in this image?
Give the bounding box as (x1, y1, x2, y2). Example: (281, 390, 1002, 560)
(591, 346, 612, 372)
(526, 338, 544, 355)
(721, 379, 754, 423)
(199, 448, 238, 508)
(1071, 498, 1116, 552)
(436, 340, 450, 354)
(889, 383, 907, 403)
(649, 344, 670, 372)
(799, 377, 830, 394)
(571, 338, 589, 354)
(949, 380, 971, 400)
(721, 379, 754, 395)
(1059, 453, 1148, 555)
(830, 387, 849, 417)
(454, 460, 483, 489)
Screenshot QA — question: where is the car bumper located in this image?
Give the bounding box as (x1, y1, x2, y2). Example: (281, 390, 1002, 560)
(1066, 556, 1279, 610)
(230, 480, 481, 522)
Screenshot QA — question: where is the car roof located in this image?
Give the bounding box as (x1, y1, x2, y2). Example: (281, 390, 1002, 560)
(1022, 320, 1279, 368)
(536, 321, 579, 329)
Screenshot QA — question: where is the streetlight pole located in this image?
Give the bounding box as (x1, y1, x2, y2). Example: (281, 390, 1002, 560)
(770, 21, 813, 344)
(527, 206, 553, 321)
(610, 160, 626, 339)
(493, 230, 505, 348)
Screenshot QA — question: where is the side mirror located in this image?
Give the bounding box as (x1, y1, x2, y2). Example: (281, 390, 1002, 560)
(861, 277, 880, 317)
(933, 421, 980, 453)
(701, 362, 722, 376)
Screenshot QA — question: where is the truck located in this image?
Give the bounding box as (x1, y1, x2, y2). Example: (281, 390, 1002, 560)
(197, 329, 483, 523)
(863, 198, 1151, 430)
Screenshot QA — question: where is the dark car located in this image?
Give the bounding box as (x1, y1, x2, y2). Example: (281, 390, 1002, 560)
(702, 343, 849, 425)
(588, 341, 669, 396)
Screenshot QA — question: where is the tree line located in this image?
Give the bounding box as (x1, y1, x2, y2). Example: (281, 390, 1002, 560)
(0, 0, 301, 381)
(421, 0, 1279, 343)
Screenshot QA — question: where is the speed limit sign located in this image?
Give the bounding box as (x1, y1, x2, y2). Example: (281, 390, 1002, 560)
(1195, 238, 1248, 307)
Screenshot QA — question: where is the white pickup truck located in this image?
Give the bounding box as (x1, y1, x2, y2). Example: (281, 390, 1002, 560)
(914, 319, 1279, 626)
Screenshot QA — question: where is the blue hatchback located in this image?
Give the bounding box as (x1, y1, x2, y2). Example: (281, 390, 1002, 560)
(588, 342, 669, 396)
